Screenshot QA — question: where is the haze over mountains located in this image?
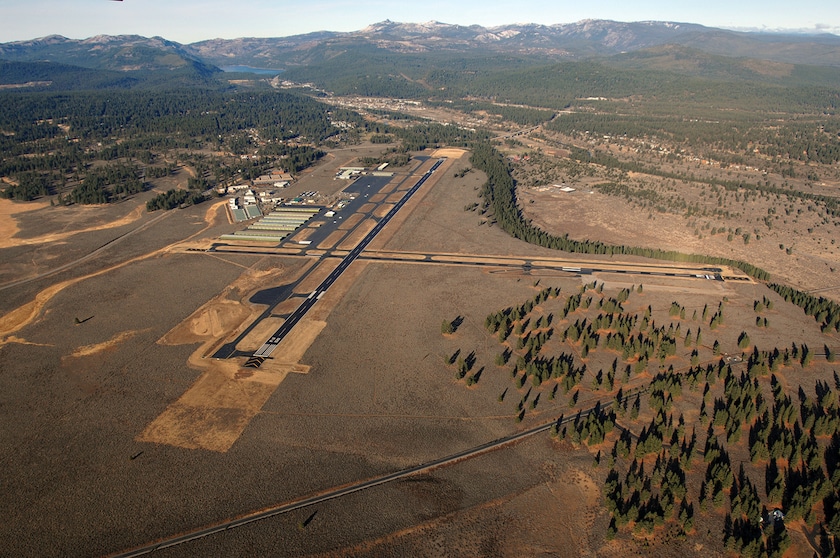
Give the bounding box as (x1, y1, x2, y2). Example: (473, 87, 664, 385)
(2, 19, 840, 93)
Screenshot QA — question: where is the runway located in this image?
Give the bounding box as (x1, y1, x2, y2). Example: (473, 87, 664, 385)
(242, 158, 445, 367)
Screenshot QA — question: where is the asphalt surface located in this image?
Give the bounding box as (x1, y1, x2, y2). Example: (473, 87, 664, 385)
(246, 158, 445, 364)
(349, 252, 726, 280)
(210, 161, 430, 360)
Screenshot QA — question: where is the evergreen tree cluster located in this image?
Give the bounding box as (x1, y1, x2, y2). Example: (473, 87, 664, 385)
(65, 162, 145, 204)
(145, 188, 205, 211)
(548, 112, 840, 166)
(648, 369, 683, 414)
(442, 270, 840, 551)
(769, 283, 840, 333)
(0, 171, 53, 201)
(602, 430, 696, 536)
(567, 404, 616, 446)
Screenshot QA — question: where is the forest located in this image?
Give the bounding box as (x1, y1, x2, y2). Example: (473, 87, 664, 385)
(441, 277, 840, 555)
(0, 89, 367, 203)
(281, 44, 840, 114)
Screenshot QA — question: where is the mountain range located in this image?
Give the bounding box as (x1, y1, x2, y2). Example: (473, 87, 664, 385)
(1, 19, 840, 90)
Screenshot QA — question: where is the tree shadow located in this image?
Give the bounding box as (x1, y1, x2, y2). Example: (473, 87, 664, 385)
(465, 350, 477, 370)
(447, 348, 461, 365)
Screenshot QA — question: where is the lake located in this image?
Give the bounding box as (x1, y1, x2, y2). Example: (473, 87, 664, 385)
(221, 66, 284, 75)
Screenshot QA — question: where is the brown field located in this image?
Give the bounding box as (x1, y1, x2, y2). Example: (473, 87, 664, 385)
(338, 211, 365, 230)
(337, 218, 376, 250)
(0, 147, 837, 557)
(386, 191, 407, 203)
(356, 202, 376, 214)
(290, 226, 316, 242)
(373, 203, 394, 218)
(294, 259, 341, 294)
(512, 139, 840, 300)
(316, 229, 346, 250)
(377, 181, 399, 195)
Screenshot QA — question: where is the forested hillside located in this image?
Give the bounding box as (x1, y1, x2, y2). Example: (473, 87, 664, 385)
(0, 89, 366, 203)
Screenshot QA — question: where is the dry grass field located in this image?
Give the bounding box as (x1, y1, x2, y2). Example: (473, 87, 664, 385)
(0, 146, 837, 557)
(511, 141, 840, 300)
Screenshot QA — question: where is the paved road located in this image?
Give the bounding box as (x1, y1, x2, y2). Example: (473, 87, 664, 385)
(210, 245, 738, 284)
(246, 158, 445, 365)
(348, 252, 726, 281)
(108, 388, 645, 558)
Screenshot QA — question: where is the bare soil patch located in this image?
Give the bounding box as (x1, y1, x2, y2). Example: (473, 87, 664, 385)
(0, 198, 50, 244)
(338, 212, 365, 230)
(290, 226, 315, 241)
(67, 329, 146, 358)
(0, 198, 145, 249)
(377, 181, 398, 195)
(337, 219, 376, 250)
(159, 298, 250, 346)
(264, 319, 327, 369)
(432, 148, 468, 159)
(239, 316, 286, 352)
(316, 230, 345, 250)
(385, 191, 406, 204)
(373, 203, 394, 218)
(137, 359, 283, 452)
(159, 257, 314, 356)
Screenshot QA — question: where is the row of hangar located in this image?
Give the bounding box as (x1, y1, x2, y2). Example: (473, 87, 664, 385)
(219, 206, 321, 243)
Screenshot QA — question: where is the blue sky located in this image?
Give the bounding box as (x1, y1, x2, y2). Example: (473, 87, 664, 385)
(1, 0, 838, 43)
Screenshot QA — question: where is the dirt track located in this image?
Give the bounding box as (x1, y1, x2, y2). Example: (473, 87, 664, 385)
(0, 200, 230, 344)
(0, 197, 147, 249)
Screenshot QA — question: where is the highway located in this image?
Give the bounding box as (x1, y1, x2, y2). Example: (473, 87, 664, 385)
(246, 158, 445, 366)
(108, 388, 644, 558)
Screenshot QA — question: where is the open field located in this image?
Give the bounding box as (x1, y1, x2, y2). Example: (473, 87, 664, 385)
(0, 146, 838, 557)
(512, 144, 840, 300)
